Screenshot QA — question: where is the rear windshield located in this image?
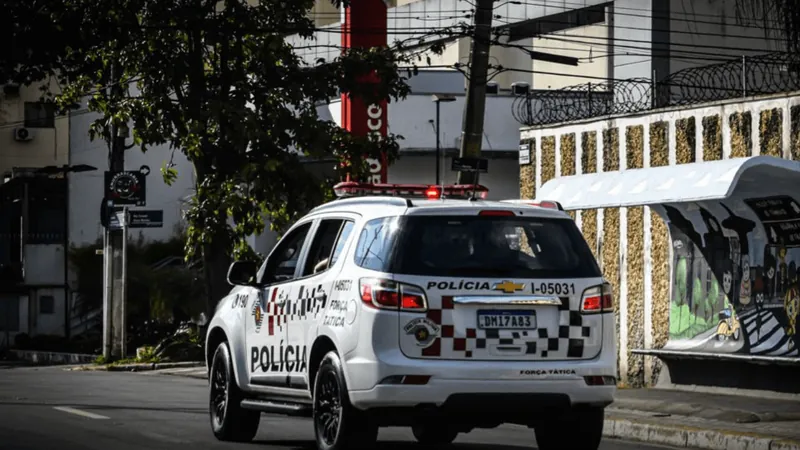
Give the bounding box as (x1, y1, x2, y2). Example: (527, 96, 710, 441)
(353, 215, 601, 279)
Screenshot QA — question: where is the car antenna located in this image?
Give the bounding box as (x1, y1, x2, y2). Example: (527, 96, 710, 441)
(469, 170, 480, 201)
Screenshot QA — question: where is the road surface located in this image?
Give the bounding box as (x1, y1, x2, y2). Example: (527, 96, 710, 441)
(0, 365, 690, 450)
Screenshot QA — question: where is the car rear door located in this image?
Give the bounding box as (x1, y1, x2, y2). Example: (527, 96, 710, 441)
(392, 210, 610, 362)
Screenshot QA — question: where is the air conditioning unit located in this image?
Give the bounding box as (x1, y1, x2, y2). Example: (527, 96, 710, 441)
(13, 127, 33, 142)
(511, 82, 531, 95)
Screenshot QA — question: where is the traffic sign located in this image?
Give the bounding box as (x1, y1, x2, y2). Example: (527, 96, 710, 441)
(451, 157, 488, 173)
(104, 170, 146, 206)
(107, 209, 163, 229)
(127, 210, 164, 228)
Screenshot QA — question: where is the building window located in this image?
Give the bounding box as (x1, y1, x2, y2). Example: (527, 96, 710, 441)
(40, 295, 55, 314)
(24, 102, 56, 128)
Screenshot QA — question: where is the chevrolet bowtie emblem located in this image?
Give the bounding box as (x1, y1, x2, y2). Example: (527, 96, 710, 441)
(493, 281, 525, 294)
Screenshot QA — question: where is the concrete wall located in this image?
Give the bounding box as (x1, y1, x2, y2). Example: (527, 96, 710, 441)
(0, 80, 69, 177)
(23, 244, 64, 285)
(0, 294, 28, 346)
(667, 0, 786, 74)
(519, 90, 800, 387)
(532, 22, 610, 90)
(29, 288, 66, 336)
(22, 245, 67, 337)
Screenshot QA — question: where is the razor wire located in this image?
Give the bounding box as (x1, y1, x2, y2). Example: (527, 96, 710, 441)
(512, 51, 800, 127)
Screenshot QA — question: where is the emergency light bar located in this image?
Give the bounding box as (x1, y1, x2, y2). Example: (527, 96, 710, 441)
(501, 199, 565, 211)
(333, 182, 489, 200)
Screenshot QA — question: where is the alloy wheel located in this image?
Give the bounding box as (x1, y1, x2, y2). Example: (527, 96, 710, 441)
(315, 370, 342, 446)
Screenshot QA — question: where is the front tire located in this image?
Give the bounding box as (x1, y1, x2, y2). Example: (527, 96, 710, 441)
(313, 351, 378, 450)
(209, 341, 260, 442)
(534, 406, 604, 450)
(412, 424, 459, 445)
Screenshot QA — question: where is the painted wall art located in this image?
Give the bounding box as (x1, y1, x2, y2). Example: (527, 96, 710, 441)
(654, 195, 800, 357)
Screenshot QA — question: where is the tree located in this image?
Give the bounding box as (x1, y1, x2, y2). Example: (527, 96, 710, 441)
(6, 0, 447, 318)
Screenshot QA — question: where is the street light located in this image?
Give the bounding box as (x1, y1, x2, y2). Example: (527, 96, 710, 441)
(35, 164, 98, 341)
(431, 94, 457, 185)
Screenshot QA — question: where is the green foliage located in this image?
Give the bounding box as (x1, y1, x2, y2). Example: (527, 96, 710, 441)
(6, 0, 444, 309)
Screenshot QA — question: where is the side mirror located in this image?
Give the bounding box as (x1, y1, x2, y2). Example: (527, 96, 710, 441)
(227, 261, 259, 286)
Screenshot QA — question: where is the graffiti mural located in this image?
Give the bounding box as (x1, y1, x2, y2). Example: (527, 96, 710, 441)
(656, 195, 800, 357)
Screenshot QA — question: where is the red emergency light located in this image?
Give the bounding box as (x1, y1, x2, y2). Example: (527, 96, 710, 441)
(333, 182, 489, 200)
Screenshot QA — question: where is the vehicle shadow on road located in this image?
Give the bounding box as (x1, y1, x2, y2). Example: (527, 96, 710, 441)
(0, 401, 207, 415)
(254, 440, 532, 450)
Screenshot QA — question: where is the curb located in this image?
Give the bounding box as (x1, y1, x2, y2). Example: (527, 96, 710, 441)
(605, 416, 800, 450)
(11, 349, 98, 365)
(71, 361, 204, 372)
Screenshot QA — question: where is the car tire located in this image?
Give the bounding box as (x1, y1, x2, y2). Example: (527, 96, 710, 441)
(411, 424, 459, 445)
(209, 341, 260, 442)
(313, 351, 378, 450)
(534, 406, 604, 450)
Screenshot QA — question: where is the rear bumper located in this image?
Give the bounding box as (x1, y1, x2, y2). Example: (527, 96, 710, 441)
(349, 378, 615, 409)
(345, 347, 617, 411)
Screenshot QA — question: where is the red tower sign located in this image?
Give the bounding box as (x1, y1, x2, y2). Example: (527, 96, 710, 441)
(341, 0, 389, 183)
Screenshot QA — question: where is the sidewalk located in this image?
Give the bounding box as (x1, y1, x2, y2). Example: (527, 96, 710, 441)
(606, 388, 800, 449)
(146, 366, 800, 450)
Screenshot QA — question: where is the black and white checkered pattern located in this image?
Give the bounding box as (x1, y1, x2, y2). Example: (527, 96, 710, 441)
(263, 283, 328, 336)
(420, 296, 597, 359)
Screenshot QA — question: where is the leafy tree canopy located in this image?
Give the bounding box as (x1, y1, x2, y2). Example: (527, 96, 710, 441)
(5, 0, 442, 312)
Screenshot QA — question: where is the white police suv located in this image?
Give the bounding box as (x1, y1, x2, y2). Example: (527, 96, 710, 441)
(205, 181, 616, 450)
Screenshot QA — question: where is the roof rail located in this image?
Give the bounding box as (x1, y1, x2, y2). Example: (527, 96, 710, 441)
(500, 199, 565, 211)
(310, 196, 413, 214)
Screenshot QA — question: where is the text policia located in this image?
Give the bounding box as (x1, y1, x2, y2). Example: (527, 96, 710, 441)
(251, 344, 308, 373)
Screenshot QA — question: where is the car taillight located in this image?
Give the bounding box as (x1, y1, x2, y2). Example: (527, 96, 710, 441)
(478, 210, 515, 216)
(360, 278, 427, 312)
(581, 283, 613, 313)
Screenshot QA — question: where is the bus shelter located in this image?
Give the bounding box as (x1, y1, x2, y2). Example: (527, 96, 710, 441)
(536, 156, 800, 387)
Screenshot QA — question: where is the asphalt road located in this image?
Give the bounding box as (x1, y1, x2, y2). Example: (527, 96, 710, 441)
(0, 366, 688, 450)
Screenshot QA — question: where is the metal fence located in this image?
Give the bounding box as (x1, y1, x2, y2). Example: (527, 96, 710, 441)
(512, 51, 800, 127)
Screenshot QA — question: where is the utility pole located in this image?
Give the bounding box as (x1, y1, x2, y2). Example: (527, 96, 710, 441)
(103, 61, 128, 360)
(455, 1, 579, 185)
(456, 0, 495, 185)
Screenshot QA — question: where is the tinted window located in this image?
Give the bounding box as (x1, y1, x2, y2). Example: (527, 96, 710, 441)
(330, 221, 355, 266)
(261, 222, 312, 283)
(354, 217, 402, 272)
(302, 219, 354, 276)
(394, 216, 601, 279)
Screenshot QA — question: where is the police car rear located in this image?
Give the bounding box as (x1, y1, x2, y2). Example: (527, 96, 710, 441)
(337, 182, 616, 450)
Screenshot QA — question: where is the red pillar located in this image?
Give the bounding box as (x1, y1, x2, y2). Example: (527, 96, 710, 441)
(341, 0, 388, 183)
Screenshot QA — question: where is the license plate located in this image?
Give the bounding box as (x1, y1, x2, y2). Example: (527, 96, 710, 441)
(477, 309, 536, 330)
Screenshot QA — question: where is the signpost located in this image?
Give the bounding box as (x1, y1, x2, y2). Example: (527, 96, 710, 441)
(104, 170, 146, 207)
(101, 165, 151, 360)
(108, 209, 164, 230)
(451, 157, 489, 199)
